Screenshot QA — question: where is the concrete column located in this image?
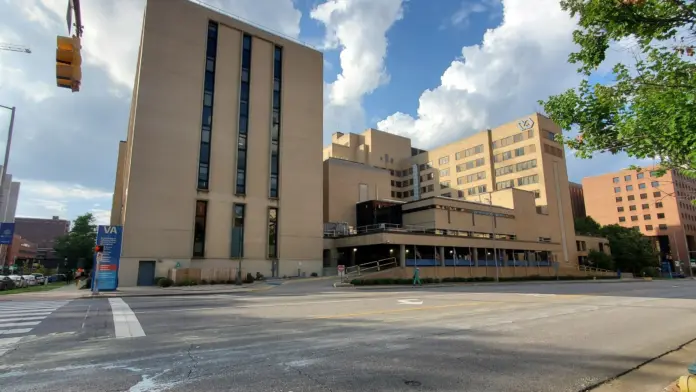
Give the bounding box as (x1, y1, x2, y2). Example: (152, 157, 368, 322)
(473, 248, 479, 267)
(439, 246, 445, 266)
(399, 244, 406, 267)
(329, 247, 339, 267)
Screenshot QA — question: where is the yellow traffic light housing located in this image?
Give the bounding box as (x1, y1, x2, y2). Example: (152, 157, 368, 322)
(56, 35, 82, 92)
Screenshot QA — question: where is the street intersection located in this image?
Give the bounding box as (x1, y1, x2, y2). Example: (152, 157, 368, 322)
(1, 279, 696, 391)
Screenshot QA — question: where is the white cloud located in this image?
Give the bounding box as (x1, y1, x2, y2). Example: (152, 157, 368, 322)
(311, 0, 404, 134)
(90, 208, 111, 225)
(11, 0, 303, 92)
(15, 180, 113, 222)
(378, 0, 584, 149)
(445, 0, 500, 29)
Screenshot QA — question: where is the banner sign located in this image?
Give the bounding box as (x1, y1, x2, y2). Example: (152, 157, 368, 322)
(94, 225, 123, 291)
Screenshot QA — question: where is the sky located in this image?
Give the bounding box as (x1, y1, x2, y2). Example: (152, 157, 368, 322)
(0, 0, 651, 225)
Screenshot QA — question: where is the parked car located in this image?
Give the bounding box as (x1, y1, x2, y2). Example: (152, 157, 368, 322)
(0, 275, 16, 290)
(8, 275, 27, 288)
(22, 275, 37, 286)
(32, 273, 45, 284)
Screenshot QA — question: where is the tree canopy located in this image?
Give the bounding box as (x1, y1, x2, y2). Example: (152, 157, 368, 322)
(540, 0, 696, 180)
(575, 217, 658, 273)
(574, 216, 602, 236)
(54, 213, 97, 270)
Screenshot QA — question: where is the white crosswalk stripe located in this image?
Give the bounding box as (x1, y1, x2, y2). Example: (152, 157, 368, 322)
(0, 300, 69, 356)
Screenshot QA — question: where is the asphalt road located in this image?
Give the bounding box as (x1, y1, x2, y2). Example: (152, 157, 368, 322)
(2, 279, 696, 391)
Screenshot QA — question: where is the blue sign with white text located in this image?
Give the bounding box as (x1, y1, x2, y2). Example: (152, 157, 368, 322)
(0, 223, 15, 245)
(93, 225, 123, 291)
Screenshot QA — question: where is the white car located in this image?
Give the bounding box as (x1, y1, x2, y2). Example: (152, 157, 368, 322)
(32, 273, 45, 284)
(7, 275, 27, 288)
(22, 275, 37, 286)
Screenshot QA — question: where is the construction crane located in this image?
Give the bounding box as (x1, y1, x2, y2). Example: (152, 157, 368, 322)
(0, 43, 31, 54)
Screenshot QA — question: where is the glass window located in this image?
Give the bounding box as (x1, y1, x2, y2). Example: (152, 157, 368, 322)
(616, 197, 623, 202)
(659, 224, 667, 230)
(613, 177, 620, 183)
(656, 202, 663, 208)
(628, 195, 635, 201)
(617, 206, 624, 212)
(645, 225, 653, 230)
(614, 187, 621, 193)
(267, 208, 278, 258)
(193, 200, 207, 257)
(651, 181, 659, 187)
(644, 214, 651, 220)
(619, 217, 626, 222)
(629, 205, 636, 211)
(642, 203, 649, 209)
(653, 191, 661, 197)
(640, 193, 647, 199)
(657, 213, 665, 219)
(624, 175, 631, 181)
(637, 172, 645, 179)
(626, 185, 633, 191)
(231, 204, 245, 258)
(638, 183, 646, 189)
(439, 156, 449, 165)
(631, 216, 638, 221)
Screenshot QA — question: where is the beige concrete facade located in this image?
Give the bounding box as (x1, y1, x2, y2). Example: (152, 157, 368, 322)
(112, 0, 323, 286)
(583, 167, 696, 265)
(323, 113, 579, 265)
(575, 234, 611, 262)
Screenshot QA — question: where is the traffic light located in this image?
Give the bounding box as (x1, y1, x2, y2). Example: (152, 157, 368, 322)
(56, 35, 82, 92)
(95, 245, 104, 253)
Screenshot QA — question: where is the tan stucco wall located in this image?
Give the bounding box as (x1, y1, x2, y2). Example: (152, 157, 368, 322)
(116, 0, 323, 286)
(323, 158, 392, 227)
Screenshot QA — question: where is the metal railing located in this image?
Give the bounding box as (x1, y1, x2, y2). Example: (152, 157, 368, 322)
(578, 265, 614, 274)
(344, 257, 398, 279)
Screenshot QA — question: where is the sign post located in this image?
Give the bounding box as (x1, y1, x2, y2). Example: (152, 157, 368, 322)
(93, 225, 123, 292)
(338, 264, 345, 282)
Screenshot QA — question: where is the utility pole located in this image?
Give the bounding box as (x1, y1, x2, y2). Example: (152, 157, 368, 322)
(0, 105, 16, 269)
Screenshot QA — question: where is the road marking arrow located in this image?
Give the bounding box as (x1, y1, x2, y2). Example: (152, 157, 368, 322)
(398, 299, 423, 305)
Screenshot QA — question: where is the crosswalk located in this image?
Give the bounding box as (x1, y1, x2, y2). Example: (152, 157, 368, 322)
(0, 300, 69, 356)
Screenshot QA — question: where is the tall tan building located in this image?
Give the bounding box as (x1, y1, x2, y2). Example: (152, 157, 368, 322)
(111, 0, 324, 286)
(583, 168, 696, 265)
(323, 113, 579, 266)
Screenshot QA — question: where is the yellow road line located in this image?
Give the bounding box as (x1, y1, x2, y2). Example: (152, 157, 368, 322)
(312, 302, 482, 319)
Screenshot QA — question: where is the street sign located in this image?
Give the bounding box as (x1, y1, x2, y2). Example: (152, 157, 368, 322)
(175, 262, 181, 269)
(93, 225, 123, 291)
(337, 264, 345, 278)
(0, 222, 15, 245)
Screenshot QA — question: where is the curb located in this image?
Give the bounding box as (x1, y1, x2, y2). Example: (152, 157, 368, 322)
(79, 284, 273, 299)
(347, 278, 651, 290)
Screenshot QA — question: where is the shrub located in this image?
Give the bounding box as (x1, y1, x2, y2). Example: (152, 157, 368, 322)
(154, 277, 165, 285)
(158, 278, 174, 288)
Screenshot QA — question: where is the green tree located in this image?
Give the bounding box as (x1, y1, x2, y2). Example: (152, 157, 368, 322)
(54, 213, 97, 270)
(587, 249, 614, 270)
(540, 0, 696, 181)
(599, 224, 658, 274)
(574, 216, 602, 235)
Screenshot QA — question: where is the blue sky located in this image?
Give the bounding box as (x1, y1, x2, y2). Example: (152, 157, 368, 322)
(0, 0, 648, 224)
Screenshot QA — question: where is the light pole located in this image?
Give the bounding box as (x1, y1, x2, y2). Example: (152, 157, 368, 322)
(0, 105, 16, 268)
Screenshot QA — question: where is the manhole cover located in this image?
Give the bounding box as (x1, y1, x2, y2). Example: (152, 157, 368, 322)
(404, 380, 422, 387)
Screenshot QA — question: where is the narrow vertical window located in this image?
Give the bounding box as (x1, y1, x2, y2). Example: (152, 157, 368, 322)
(270, 46, 282, 198)
(193, 200, 207, 257)
(268, 207, 278, 258)
(231, 204, 245, 257)
(236, 34, 252, 195)
(198, 21, 218, 190)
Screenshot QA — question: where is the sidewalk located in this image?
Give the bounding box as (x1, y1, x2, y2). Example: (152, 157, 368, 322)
(82, 281, 272, 298)
(0, 284, 84, 301)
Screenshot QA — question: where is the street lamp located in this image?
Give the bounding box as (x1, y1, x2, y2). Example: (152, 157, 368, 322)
(0, 105, 16, 268)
